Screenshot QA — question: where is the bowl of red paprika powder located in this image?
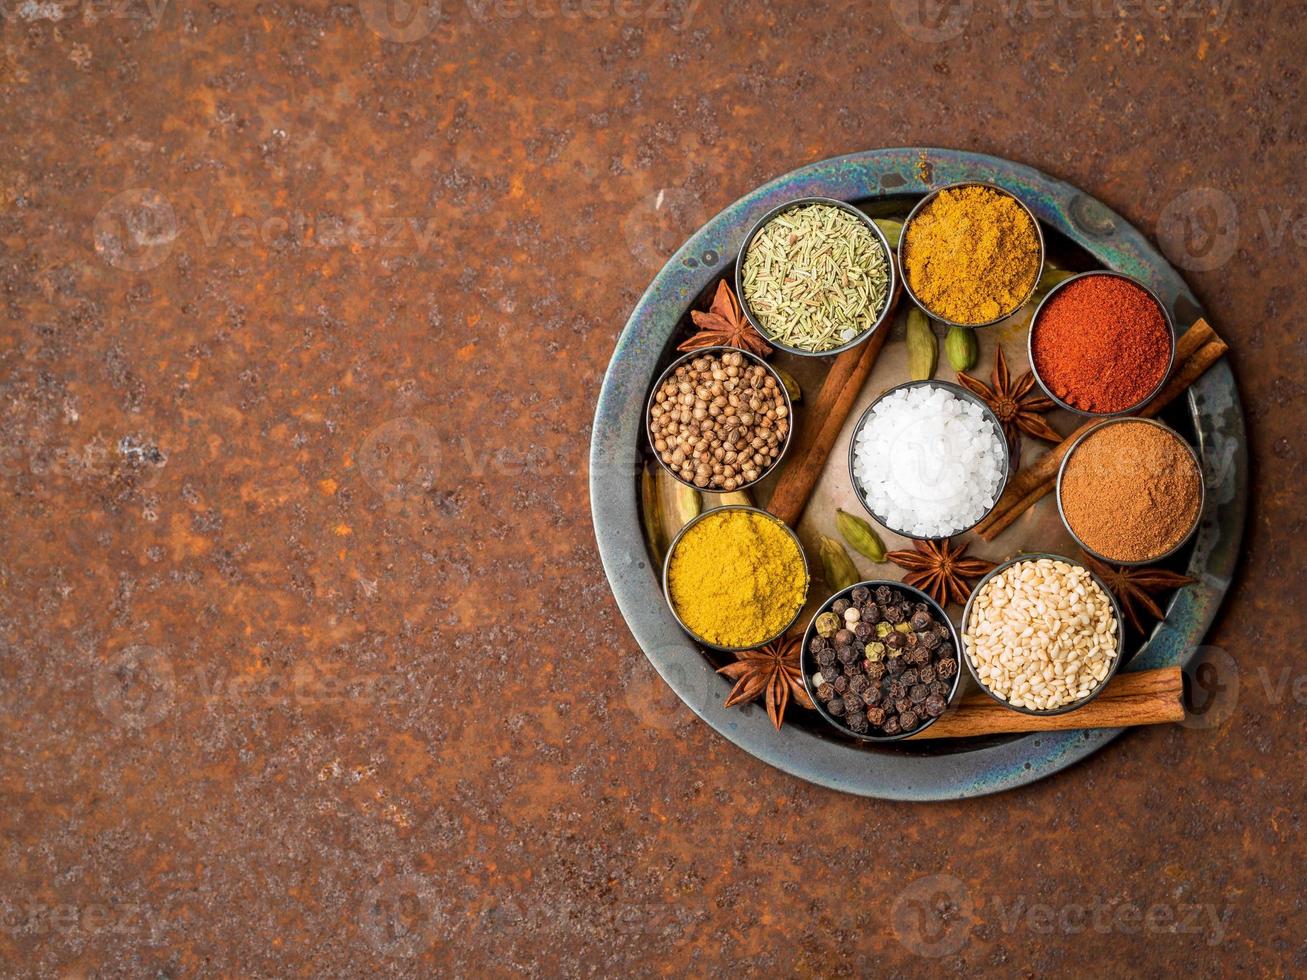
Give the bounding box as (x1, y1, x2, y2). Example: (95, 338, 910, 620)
(1027, 270, 1175, 416)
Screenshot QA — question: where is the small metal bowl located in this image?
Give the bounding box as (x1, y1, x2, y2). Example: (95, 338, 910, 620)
(847, 380, 1010, 540)
(800, 580, 962, 742)
(661, 505, 810, 653)
(960, 552, 1126, 717)
(1027, 270, 1176, 417)
(645, 345, 794, 493)
(897, 181, 1046, 329)
(734, 196, 897, 357)
(1056, 417, 1206, 566)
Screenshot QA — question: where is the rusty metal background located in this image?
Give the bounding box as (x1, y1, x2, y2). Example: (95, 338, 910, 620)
(0, 1, 1299, 974)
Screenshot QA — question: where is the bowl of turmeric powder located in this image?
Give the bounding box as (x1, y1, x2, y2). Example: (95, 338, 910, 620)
(898, 181, 1045, 328)
(662, 505, 810, 652)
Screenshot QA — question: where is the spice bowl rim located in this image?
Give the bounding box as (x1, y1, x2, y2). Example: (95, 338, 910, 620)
(959, 552, 1127, 717)
(896, 180, 1047, 330)
(661, 504, 810, 654)
(645, 345, 795, 494)
(800, 579, 963, 743)
(1055, 416, 1206, 567)
(733, 195, 898, 358)
(1027, 269, 1178, 418)
(846, 379, 1011, 541)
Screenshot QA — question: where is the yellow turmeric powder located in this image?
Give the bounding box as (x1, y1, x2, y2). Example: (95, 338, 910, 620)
(902, 184, 1042, 325)
(667, 509, 808, 648)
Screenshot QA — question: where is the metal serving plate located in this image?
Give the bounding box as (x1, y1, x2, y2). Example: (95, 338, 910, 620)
(589, 148, 1246, 800)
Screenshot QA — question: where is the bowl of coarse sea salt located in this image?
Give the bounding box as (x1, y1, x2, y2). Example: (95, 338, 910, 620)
(848, 380, 1009, 539)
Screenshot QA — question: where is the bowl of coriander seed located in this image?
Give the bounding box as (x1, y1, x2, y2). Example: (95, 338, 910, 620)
(645, 345, 794, 492)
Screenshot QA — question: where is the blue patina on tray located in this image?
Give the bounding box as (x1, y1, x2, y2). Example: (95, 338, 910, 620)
(589, 148, 1246, 800)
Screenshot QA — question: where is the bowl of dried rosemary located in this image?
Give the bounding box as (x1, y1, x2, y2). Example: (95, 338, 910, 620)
(735, 197, 896, 357)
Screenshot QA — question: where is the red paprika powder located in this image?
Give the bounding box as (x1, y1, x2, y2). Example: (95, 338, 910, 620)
(1031, 273, 1172, 414)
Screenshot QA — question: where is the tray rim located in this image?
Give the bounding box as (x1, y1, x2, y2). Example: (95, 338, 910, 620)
(589, 147, 1247, 801)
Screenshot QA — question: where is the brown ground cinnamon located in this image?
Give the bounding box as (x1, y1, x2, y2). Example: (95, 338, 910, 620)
(1060, 420, 1201, 562)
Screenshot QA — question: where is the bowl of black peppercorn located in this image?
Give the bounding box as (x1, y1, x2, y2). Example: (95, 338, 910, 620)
(800, 580, 962, 742)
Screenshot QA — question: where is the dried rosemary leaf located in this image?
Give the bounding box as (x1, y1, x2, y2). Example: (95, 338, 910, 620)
(741, 203, 889, 353)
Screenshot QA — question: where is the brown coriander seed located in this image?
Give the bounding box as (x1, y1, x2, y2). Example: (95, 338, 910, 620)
(649, 352, 788, 489)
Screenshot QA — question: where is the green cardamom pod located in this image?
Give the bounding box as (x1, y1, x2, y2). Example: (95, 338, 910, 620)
(772, 365, 802, 403)
(944, 324, 979, 373)
(818, 534, 861, 593)
(835, 508, 887, 563)
(704, 489, 753, 510)
(873, 218, 903, 249)
(905, 308, 938, 381)
(1036, 263, 1074, 295)
(670, 481, 702, 529)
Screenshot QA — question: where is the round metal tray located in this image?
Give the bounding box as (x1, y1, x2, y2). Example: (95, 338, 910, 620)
(589, 148, 1247, 800)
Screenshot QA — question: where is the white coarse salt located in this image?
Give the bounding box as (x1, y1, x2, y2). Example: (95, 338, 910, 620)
(853, 384, 1005, 538)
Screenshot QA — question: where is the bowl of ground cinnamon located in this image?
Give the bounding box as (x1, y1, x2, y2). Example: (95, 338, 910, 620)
(898, 182, 1044, 328)
(1029, 271, 1175, 416)
(1056, 418, 1204, 565)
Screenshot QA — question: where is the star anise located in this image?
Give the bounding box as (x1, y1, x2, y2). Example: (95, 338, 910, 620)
(677, 279, 773, 357)
(956, 346, 1061, 452)
(886, 538, 996, 607)
(1078, 551, 1196, 634)
(717, 635, 813, 730)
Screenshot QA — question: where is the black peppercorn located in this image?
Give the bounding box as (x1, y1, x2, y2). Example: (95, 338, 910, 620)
(900, 668, 919, 687)
(828, 698, 845, 716)
(924, 694, 947, 717)
(919, 665, 936, 685)
(861, 686, 881, 705)
(835, 629, 856, 647)
(832, 599, 850, 616)
(848, 712, 869, 733)
(937, 658, 957, 680)
(817, 683, 835, 701)
(850, 674, 868, 694)
(834, 675, 849, 693)
(866, 705, 886, 726)
(921, 630, 941, 650)
(910, 683, 929, 704)
(895, 697, 913, 715)
(886, 657, 905, 676)
(910, 610, 932, 631)
(882, 716, 901, 735)
(851, 586, 870, 604)
(885, 631, 906, 650)
(884, 604, 905, 625)
(843, 693, 862, 714)
(853, 622, 874, 642)
(816, 649, 836, 668)
(862, 602, 880, 624)
(811, 636, 829, 653)
(866, 662, 886, 681)
(899, 709, 919, 730)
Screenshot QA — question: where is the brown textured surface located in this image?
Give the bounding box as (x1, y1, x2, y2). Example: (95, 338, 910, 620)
(1, 2, 1303, 975)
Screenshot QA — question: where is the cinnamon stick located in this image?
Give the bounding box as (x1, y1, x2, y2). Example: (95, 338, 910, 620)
(766, 297, 896, 527)
(909, 666, 1184, 739)
(974, 319, 1228, 541)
